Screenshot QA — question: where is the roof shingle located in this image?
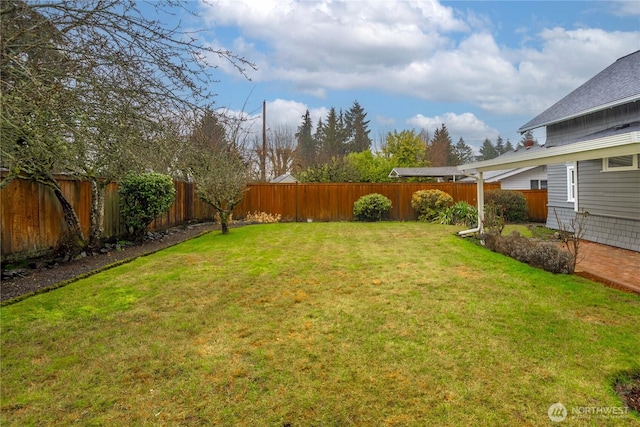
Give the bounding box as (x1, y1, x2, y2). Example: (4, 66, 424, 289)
(519, 50, 640, 133)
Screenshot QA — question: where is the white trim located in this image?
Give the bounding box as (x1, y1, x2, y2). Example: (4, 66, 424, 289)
(458, 131, 640, 172)
(601, 154, 640, 172)
(566, 164, 576, 203)
(573, 163, 579, 212)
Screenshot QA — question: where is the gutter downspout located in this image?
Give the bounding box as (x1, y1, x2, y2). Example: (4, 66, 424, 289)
(458, 171, 484, 236)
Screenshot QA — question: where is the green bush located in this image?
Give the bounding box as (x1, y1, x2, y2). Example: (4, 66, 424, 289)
(119, 173, 176, 240)
(437, 201, 478, 227)
(353, 193, 392, 222)
(485, 189, 528, 223)
(411, 189, 453, 222)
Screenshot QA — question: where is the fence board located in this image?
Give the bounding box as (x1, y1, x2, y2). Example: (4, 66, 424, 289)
(2, 177, 548, 261)
(518, 189, 548, 222)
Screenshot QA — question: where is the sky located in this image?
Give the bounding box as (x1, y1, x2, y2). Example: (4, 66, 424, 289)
(179, 0, 639, 153)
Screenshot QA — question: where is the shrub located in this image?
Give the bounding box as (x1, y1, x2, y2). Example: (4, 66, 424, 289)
(485, 189, 528, 222)
(437, 201, 478, 227)
(482, 231, 574, 274)
(353, 193, 392, 222)
(119, 173, 176, 240)
(411, 189, 453, 222)
(483, 203, 506, 235)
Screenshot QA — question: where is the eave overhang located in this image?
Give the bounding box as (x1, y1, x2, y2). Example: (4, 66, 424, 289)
(458, 131, 640, 173)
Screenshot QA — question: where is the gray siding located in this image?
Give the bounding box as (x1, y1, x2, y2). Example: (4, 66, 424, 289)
(578, 159, 640, 220)
(546, 161, 640, 251)
(545, 101, 640, 146)
(546, 208, 640, 252)
(547, 163, 573, 209)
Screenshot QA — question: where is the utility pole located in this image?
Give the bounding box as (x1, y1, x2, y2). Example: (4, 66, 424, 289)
(261, 100, 267, 181)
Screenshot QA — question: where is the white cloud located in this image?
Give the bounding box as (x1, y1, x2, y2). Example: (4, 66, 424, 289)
(200, 0, 639, 126)
(609, 0, 640, 16)
(237, 99, 329, 135)
(407, 112, 500, 151)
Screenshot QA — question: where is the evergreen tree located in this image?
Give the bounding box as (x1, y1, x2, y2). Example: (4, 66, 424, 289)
(344, 100, 372, 153)
(453, 137, 474, 165)
(504, 139, 514, 153)
(478, 138, 499, 160)
(429, 124, 454, 166)
(419, 128, 431, 164)
(294, 109, 316, 171)
(495, 135, 506, 155)
(318, 107, 345, 163)
(313, 117, 325, 157)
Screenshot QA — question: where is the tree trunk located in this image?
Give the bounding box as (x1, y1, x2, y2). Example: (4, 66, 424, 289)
(220, 211, 230, 234)
(46, 176, 86, 254)
(88, 179, 107, 249)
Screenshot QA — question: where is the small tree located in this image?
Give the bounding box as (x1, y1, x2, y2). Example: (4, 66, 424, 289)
(119, 173, 176, 240)
(192, 146, 249, 234)
(353, 193, 392, 222)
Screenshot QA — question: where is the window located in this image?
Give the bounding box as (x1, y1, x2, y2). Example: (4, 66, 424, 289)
(602, 154, 639, 172)
(530, 179, 548, 190)
(566, 165, 576, 203)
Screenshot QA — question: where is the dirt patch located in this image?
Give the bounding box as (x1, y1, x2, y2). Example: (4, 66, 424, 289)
(613, 371, 640, 414)
(0, 222, 230, 304)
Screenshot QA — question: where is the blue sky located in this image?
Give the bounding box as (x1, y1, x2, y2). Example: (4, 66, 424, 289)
(178, 0, 639, 152)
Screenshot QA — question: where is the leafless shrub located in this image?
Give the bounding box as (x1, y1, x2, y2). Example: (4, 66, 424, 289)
(553, 209, 589, 272)
(482, 231, 574, 274)
(245, 211, 281, 224)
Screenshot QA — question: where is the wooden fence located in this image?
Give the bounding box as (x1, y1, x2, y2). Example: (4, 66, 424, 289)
(518, 189, 548, 223)
(1, 177, 548, 261)
(233, 182, 502, 222)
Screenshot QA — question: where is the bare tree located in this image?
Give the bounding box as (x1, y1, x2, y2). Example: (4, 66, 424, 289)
(266, 126, 297, 179)
(554, 209, 589, 273)
(182, 110, 249, 234)
(1, 0, 255, 252)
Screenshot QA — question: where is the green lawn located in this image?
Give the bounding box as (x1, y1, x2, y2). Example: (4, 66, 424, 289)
(1, 223, 639, 426)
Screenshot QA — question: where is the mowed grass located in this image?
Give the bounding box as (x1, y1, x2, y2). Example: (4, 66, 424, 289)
(1, 223, 639, 426)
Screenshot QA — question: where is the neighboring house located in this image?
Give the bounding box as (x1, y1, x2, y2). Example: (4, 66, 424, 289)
(270, 173, 299, 184)
(388, 166, 467, 182)
(483, 166, 547, 190)
(459, 50, 640, 252)
(459, 165, 548, 190)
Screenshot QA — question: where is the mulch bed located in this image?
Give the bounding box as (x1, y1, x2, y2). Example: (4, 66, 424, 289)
(1, 222, 226, 304)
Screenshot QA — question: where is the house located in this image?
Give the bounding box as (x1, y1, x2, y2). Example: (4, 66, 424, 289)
(469, 145, 548, 190)
(458, 159, 548, 190)
(472, 166, 547, 190)
(270, 173, 299, 184)
(388, 166, 467, 182)
(458, 50, 640, 252)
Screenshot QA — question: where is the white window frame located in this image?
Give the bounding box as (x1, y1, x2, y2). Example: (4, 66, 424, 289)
(602, 154, 639, 172)
(566, 164, 576, 203)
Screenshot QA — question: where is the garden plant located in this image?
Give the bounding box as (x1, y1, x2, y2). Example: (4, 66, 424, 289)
(353, 193, 392, 222)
